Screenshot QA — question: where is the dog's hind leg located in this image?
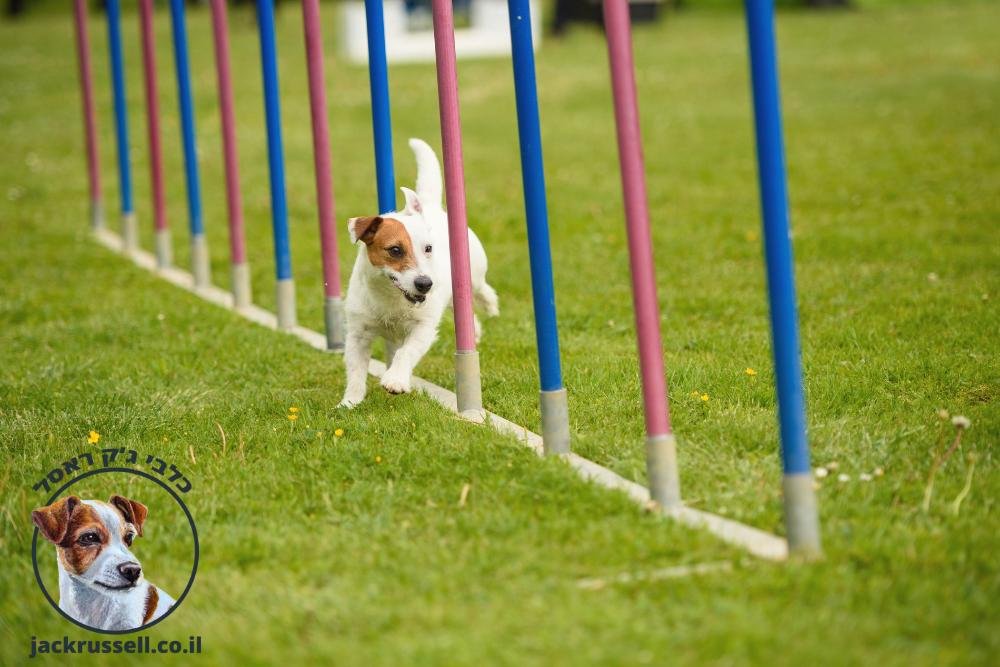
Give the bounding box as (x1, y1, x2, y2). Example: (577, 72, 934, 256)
(474, 282, 499, 318)
(339, 328, 375, 408)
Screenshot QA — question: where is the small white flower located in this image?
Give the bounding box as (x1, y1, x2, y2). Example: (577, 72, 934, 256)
(951, 415, 971, 430)
(874, 467, 884, 477)
(814, 466, 829, 478)
(859, 473, 873, 482)
(927, 272, 939, 283)
(156, 313, 166, 321)
(837, 473, 851, 483)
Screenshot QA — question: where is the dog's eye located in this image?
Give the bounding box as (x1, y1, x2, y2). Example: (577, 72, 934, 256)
(424, 245, 432, 254)
(78, 532, 100, 545)
(124, 532, 135, 546)
(387, 246, 403, 258)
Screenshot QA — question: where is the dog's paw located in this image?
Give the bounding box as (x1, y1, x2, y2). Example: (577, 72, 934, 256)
(338, 392, 365, 409)
(380, 369, 412, 395)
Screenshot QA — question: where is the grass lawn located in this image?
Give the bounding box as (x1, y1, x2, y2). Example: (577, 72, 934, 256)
(1, 0, 998, 664)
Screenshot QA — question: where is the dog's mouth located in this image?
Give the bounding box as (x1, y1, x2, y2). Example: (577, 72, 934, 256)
(389, 278, 425, 304)
(94, 580, 138, 591)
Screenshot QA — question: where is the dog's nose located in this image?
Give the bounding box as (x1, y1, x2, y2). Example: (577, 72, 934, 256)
(117, 562, 142, 584)
(414, 275, 433, 294)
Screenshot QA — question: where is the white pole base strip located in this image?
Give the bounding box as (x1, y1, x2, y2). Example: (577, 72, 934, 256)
(155, 228, 172, 269)
(275, 277, 297, 331)
(646, 433, 682, 508)
(539, 388, 570, 455)
(91, 226, 792, 561)
(90, 200, 105, 231)
(231, 261, 252, 310)
(190, 233, 211, 289)
(782, 472, 822, 558)
(454, 349, 483, 416)
(323, 296, 345, 352)
(121, 212, 138, 254)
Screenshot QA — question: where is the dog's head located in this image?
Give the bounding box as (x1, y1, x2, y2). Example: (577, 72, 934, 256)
(349, 187, 436, 305)
(32, 495, 148, 592)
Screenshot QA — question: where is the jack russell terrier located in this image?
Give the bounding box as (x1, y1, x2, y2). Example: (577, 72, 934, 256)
(32, 495, 175, 631)
(339, 138, 498, 408)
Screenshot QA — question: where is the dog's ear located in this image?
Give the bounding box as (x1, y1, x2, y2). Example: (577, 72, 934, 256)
(348, 216, 383, 245)
(110, 495, 148, 537)
(400, 187, 423, 215)
(32, 496, 81, 545)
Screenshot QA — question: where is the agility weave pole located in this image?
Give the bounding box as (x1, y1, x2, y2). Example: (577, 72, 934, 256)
(104, 0, 136, 252)
(209, 0, 252, 310)
(72, 0, 102, 232)
(138, 0, 170, 269)
(430, 0, 484, 415)
(506, 0, 571, 456)
(71, 0, 815, 560)
(301, 0, 346, 351)
(745, 0, 821, 555)
(168, 0, 210, 289)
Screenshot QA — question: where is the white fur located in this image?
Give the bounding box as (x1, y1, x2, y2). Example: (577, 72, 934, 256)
(339, 138, 499, 408)
(55, 500, 175, 631)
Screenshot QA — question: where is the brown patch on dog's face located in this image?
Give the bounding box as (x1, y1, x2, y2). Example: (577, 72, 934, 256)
(54, 504, 109, 575)
(354, 216, 415, 272)
(110, 495, 147, 537)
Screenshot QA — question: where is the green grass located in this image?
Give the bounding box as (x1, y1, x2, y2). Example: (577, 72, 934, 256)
(1, 1, 998, 664)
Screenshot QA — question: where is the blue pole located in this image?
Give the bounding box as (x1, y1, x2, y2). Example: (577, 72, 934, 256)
(364, 0, 396, 214)
(105, 0, 136, 249)
(256, 0, 297, 329)
(745, 0, 820, 555)
(168, 0, 210, 286)
(506, 0, 569, 454)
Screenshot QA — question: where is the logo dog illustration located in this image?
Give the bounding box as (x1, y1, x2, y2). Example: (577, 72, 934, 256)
(32, 495, 175, 631)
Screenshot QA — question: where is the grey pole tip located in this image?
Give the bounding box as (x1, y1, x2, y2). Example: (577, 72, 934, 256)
(540, 388, 570, 455)
(155, 228, 173, 269)
(646, 433, 682, 508)
(324, 296, 345, 352)
(121, 212, 138, 254)
(231, 262, 252, 310)
(276, 278, 297, 331)
(191, 235, 211, 289)
(90, 200, 105, 231)
(454, 350, 483, 416)
(782, 472, 822, 558)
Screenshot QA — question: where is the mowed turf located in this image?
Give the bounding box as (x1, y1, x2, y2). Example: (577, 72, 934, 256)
(1, 1, 998, 664)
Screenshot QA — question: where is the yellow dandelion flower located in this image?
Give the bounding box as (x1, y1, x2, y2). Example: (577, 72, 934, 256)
(334, 428, 344, 438)
(287, 413, 299, 421)
(700, 394, 710, 402)
(375, 455, 382, 464)
(745, 367, 757, 376)
(289, 406, 300, 413)
(87, 430, 100, 445)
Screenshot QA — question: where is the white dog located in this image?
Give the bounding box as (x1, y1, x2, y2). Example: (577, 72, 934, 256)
(339, 138, 498, 408)
(32, 495, 175, 631)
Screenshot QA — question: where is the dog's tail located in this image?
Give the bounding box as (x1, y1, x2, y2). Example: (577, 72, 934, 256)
(409, 138, 443, 208)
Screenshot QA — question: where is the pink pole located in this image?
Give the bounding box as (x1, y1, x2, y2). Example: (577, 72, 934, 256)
(430, 0, 482, 413)
(73, 0, 102, 229)
(603, 0, 679, 505)
(138, 0, 169, 260)
(301, 0, 341, 299)
(301, 0, 345, 350)
(603, 1, 673, 438)
(209, 0, 251, 307)
(430, 0, 476, 353)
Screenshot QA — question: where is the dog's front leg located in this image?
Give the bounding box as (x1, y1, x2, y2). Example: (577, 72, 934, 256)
(339, 328, 375, 408)
(380, 322, 438, 395)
